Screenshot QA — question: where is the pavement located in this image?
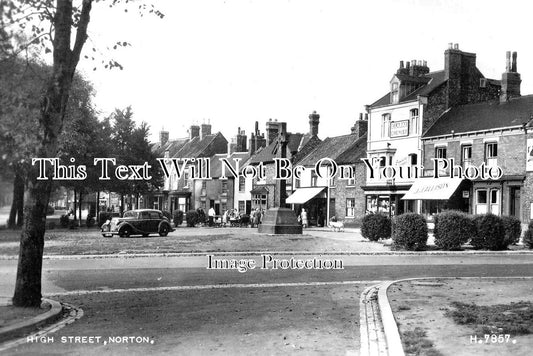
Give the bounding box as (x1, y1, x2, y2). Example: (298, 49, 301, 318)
(1, 226, 533, 354)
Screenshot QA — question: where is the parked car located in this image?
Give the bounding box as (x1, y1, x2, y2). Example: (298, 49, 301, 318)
(101, 209, 173, 238)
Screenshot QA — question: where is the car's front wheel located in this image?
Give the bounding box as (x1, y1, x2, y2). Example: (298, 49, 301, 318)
(159, 224, 170, 237)
(119, 225, 132, 238)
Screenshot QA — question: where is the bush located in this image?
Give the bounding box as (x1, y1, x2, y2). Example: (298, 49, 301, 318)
(501, 215, 522, 246)
(471, 214, 506, 250)
(392, 213, 428, 251)
(186, 210, 199, 227)
(173, 210, 184, 226)
(86, 213, 96, 228)
(433, 210, 476, 250)
(59, 214, 70, 228)
(522, 221, 533, 249)
(361, 214, 391, 241)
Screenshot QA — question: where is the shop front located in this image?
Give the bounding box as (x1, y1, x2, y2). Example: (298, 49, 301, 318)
(402, 177, 471, 220)
(286, 187, 327, 226)
(362, 184, 413, 217)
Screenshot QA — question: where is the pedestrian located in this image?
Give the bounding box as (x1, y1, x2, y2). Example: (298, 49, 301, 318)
(252, 208, 260, 228)
(222, 209, 228, 227)
(208, 207, 216, 227)
(300, 208, 308, 228)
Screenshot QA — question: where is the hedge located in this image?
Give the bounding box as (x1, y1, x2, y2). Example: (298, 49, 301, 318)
(392, 213, 428, 251)
(433, 210, 475, 250)
(173, 210, 184, 227)
(361, 214, 391, 241)
(471, 214, 506, 250)
(501, 215, 522, 246)
(186, 210, 199, 227)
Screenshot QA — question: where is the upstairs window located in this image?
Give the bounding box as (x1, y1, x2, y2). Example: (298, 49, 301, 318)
(436, 147, 447, 159)
(311, 170, 318, 187)
(238, 176, 245, 192)
(409, 109, 419, 135)
(485, 142, 498, 167)
(462, 145, 472, 165)
(381, 114, 391, 138)
(409, 153, 417, 166)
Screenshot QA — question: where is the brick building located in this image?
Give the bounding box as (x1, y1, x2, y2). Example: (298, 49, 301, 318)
(419, 51, 533, 223)
(290, 116, 367, 226)
(364, 44, 501, 216)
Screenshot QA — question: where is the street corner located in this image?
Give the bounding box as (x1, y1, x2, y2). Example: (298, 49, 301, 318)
(385, 277, 533, 356)
(0, 297, 82, 350)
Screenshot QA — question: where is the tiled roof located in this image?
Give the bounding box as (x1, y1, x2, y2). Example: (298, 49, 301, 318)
(248, 132, 305, 164)
(172, 132, 227, 158)
(370, 71, 446, 108)
(423, 95, 533, 138)
(209, 151, 251, 178)
(292, 135, 322, 164)
(297, 133, 366, 167)
(335, 134, 367, 165)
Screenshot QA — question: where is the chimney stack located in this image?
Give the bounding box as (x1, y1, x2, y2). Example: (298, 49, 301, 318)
(351, 113, 368, 138)
(308, 110, 320, 136)
(189, 125, 200, 140)
(249, 121, 266, 155)
(444, 43, 477, 108)
(200, 123, 211, 140)
(266, 119, 280, 145)
(235, 127, 247, 152)
(500, 51, 521, 103)
(159, 130, 169, 146)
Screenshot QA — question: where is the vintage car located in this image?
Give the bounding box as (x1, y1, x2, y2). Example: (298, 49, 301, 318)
(101, 209, 173, 237)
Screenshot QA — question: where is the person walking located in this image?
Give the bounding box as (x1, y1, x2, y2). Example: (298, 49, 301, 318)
(300, 208, 308, 228)
(208, 207, 216, 227)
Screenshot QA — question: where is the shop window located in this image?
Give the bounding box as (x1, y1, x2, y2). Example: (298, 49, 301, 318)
(379, 157, 386, 167)
(346, 198, 355, 217)
(238, 200, 245, 213)
(485, 142, 498, 167)
(490, 189, 500, 215)
(476, 189, 488, 214)
(295, 177, 301, 188)
(409, 109, 418, 135)
(238, 176, 245, 192)
(381, 114, 391, 138)
(435, 146, 447, 159)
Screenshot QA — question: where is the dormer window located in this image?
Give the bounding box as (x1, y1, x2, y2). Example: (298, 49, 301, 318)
(391, 82, 399, 104)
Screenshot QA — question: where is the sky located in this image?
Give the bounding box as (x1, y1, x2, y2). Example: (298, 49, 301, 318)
(75, 0, 533, 144)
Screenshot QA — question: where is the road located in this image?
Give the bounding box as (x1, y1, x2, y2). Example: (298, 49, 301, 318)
(1, 254, 532, 355)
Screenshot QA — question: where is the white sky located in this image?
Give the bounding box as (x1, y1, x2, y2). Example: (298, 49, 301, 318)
(75, 0, 533, 144)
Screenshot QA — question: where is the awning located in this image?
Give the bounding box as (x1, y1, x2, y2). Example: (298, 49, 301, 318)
(286, 187, 325, 204)
(402, 178, 463, 200)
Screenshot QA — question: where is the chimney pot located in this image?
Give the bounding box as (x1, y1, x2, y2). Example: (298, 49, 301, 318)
(359, 113, 363, 120)
(411, 60, 416, 66)
(406, 61, 410, 69)
(512, 51, 517, 72)
(400, 60, 404, 69)
(454, 43, 459, 50)
(448, 42, 453, 49)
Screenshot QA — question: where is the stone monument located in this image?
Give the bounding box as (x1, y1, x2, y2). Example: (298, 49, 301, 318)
(258, 127, 302, 234)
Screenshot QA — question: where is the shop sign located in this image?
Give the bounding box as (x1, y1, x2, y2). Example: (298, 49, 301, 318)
(462, 190, 469, 198)
(390, 120, 409, 137)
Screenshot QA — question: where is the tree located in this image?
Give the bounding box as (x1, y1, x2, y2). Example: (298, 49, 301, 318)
(3, 0, 163, 307)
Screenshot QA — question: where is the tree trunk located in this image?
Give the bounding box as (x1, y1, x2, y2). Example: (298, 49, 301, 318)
(7, 174, 24, 228)
(13, 0, 93, 307)
(73, 189, 77, 220)
(78, 190, 83, 227)
(96, 191, 100, 222)
(120, 194, 124, 214)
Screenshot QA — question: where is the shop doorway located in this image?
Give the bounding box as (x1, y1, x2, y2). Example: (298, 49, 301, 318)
(510, 187, 521, 218)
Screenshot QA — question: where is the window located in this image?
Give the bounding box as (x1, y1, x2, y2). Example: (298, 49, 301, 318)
(379, 156, 386, 167)
(348, 166, 356, 186)
(477, 190, 487, 204)
(238, 176, 245, 192)
(409, 153, 417, 166)
(486, 142, 497, 158)
(409, 109, 418, 135)
(311, 170, 318, 187)
(381, 114, 391, 138)
(461, 145, 472, 164)
(238, 200, 245, 213)
(295, 177, 301, 188)
(435, 147, 447, 159)
(221, 181, 228, 194)
(346, 198, 355, 217)
(485, 142, 498, 167)
(253, 194, 267, 208)
(201, 181, 207, 196)
(391, 83, 399, 104)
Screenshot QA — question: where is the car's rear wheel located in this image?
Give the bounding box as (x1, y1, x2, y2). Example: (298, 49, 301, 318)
(159, 224, 169, 237)
(142, 233, 149, 237)
(120, 226, 132, 238)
